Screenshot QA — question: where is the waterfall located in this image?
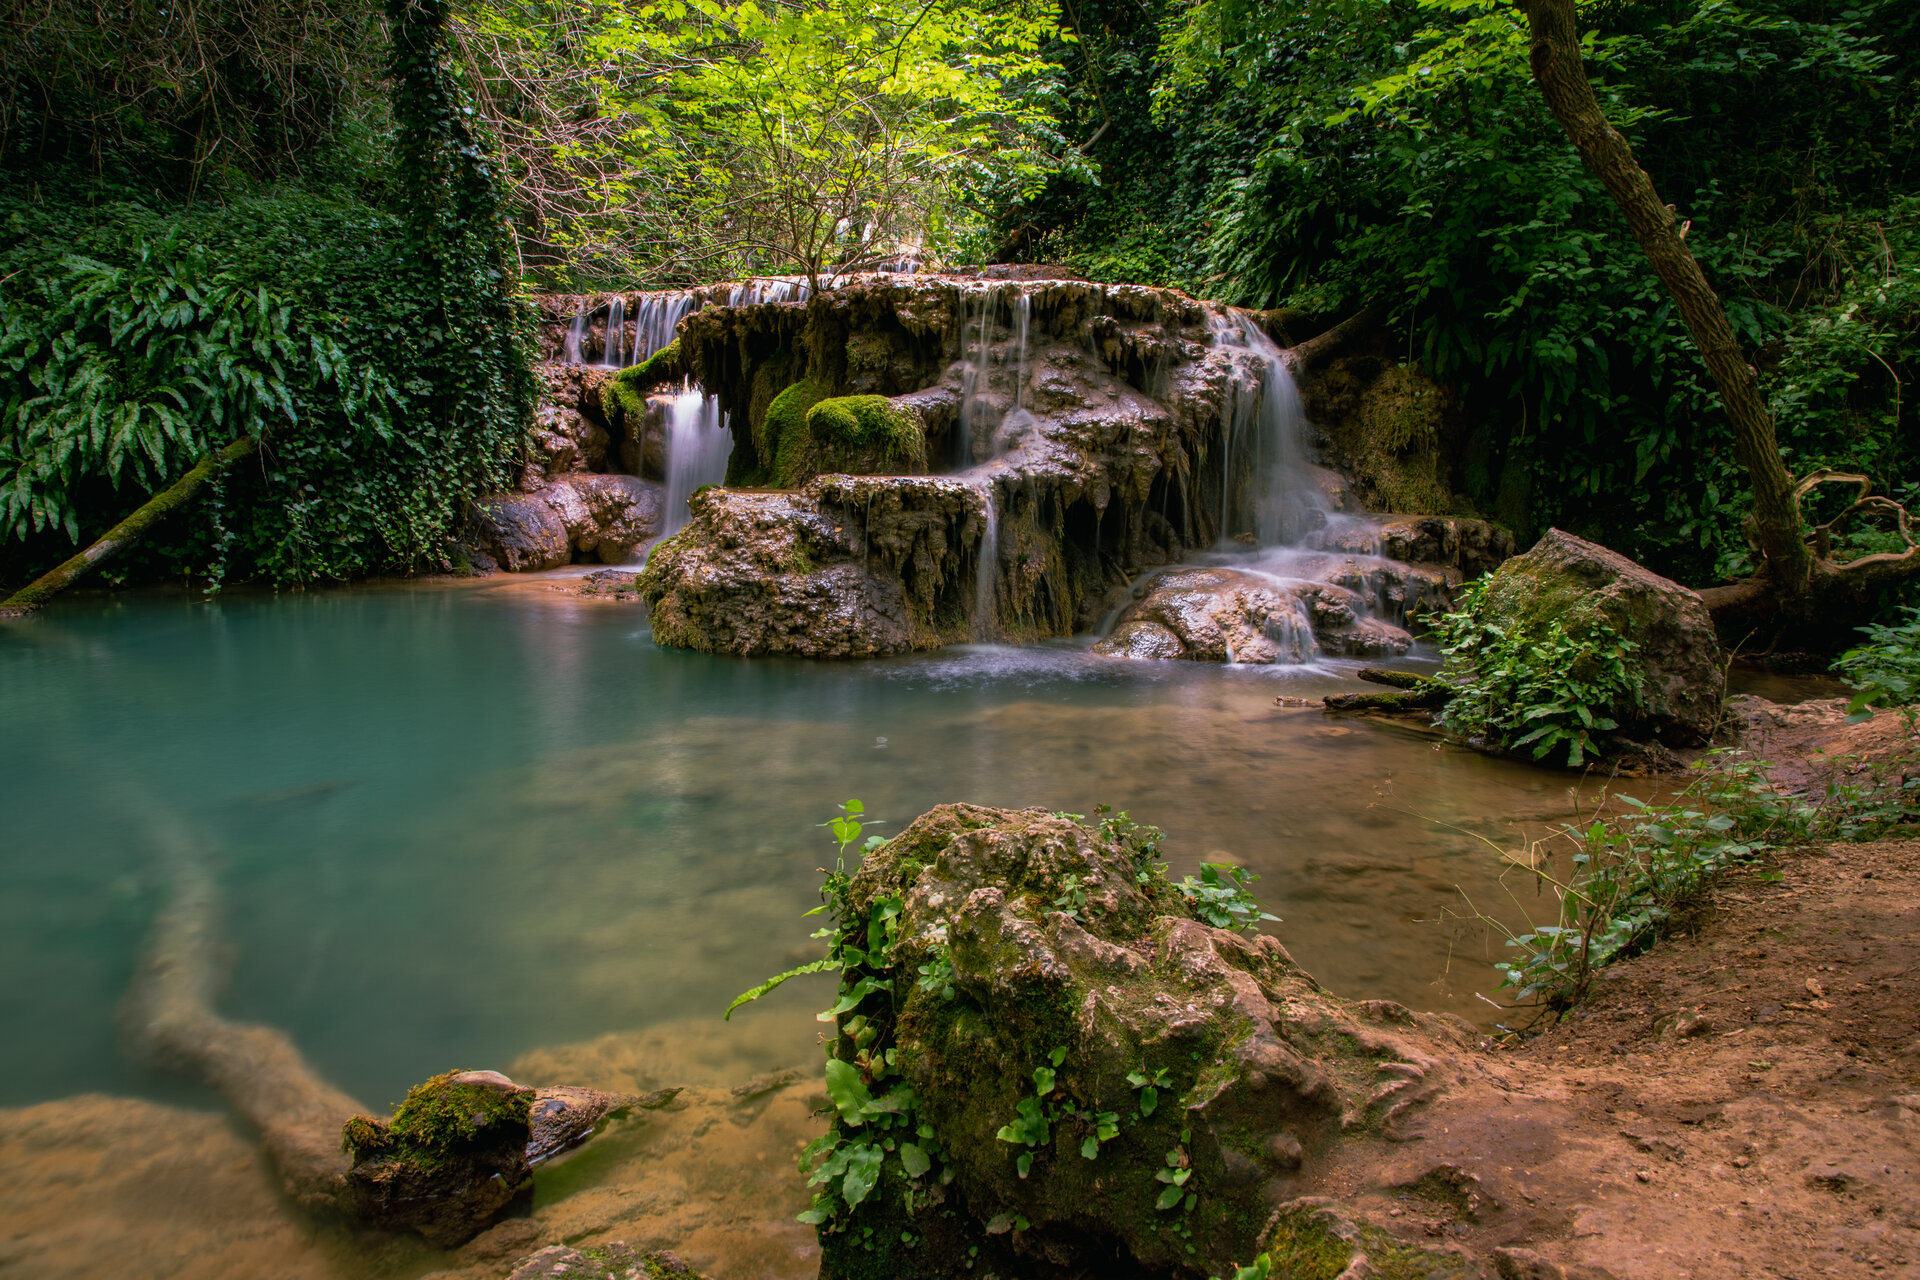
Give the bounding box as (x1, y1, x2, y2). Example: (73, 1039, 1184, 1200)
(727, 278, 812, 306)
(662, 387, 733, 537)
(631, 291, 697, 364)
(1237, 316, 1324, 548)
(1208, 315, 1326, 548)
(600, 298, 627, 368)
(974, 486, 1000, 641)
(956, 285, 998, 468)
(1013, 291, 1031, 410)
(561, 302, 587, 364)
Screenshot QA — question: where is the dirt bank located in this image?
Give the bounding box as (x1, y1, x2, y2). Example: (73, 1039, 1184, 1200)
(1307, 835, 1920, 1280)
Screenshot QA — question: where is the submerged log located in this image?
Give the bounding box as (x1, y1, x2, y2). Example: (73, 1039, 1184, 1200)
(1, 436, 258, 619)
(119, 801, 656, 1246)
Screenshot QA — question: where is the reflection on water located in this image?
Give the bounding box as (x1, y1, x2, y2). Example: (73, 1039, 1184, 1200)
(0, 584, 1622, 1276)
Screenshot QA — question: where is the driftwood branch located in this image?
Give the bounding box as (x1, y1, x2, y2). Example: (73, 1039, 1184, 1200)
(1, 436, 259, 618)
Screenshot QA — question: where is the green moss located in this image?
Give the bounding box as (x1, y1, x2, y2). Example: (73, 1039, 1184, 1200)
(747, 349, 799, 464)
(601, 338, 685, 435)
(1345, 364, 1450, 515)
(766, 378, 829, 487)
(388, 1071, 532, 1148)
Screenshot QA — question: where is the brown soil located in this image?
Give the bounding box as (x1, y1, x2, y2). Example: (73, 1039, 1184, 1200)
(1317, 835, 1920, 1280)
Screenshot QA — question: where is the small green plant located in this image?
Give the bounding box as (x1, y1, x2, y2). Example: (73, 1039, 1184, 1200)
(726, 801, 947, 1228)
(1429, 579, 1643, 766)
(1457, 753, 1815, 1008)
(1836, 605, 1920, 719)
(1175, 863, 1281, 932)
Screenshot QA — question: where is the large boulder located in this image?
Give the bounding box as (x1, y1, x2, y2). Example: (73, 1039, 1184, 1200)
(468, 475, 665, 571)
(1475, 528, 1724, 744)
(638, 478, 978, 656)
(806, 804, 1475, 1279)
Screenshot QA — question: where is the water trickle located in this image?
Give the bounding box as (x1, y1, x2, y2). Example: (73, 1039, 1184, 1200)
(1206, 315, 1326, 549)
(974, 486, 1000, 641)
(727, 277, 812, 307)
(600, 298, 627, 368)
(631, 291, 697, 364)
(955, 285, 998, 468)
(1013, 290, 1032, 411)
(662, 387, 732, 537)
(561, 301, 588, 364)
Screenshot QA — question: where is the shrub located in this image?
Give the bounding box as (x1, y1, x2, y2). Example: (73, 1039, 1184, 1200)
(1429, 578, 1643, 767)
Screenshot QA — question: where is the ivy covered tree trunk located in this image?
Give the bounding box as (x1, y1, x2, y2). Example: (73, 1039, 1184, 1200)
(1516, 0, 1814, 596)
(386, 0, 534, 511)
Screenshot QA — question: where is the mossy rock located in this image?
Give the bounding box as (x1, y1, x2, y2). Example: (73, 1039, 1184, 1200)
(342, 1069, 535, 1248)
(1472, 528, 1725, 745)
(600, 339, 685, 436)
(764, 388, 928, 488)
(765, 378, 830, 487)
(809, 804, 1475, 1279)
(1335, 362, 1451, 515)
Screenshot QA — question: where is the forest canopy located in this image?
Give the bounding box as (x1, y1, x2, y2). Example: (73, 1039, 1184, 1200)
(1, 0, 1916, 603)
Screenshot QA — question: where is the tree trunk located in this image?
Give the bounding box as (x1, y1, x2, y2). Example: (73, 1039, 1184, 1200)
(1516, 0, 1814, 595)
(0, 437, 258, 618)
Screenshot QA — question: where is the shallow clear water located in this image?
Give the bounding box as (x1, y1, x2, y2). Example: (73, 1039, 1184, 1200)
(0, 581, 1590, 1114)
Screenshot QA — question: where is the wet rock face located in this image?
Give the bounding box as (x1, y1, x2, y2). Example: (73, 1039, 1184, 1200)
(639, 278, 1275, 654)
(1095, 566, 1417, 664)
(467, 475, 664, 571)
(816, 804, 1471, 1279)
(341, 1071, 639, 1249)
(1479, 528, 1724, 744)
(638, 478, 976, 656)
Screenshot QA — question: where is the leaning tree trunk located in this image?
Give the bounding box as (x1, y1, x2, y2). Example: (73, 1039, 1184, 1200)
(1516, 0, 1815, 596)
(0, 436, 258, 619)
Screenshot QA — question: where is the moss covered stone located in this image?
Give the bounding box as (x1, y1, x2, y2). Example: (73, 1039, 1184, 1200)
(755, 385, 930, 489)
(810, 804, 1478, 1279)
(342, 1068, 535, 1247)
(1470, 528, 1725, 744)
(600, 338, 685, 437)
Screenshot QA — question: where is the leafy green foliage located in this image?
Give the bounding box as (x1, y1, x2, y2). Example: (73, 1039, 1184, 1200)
(0, 0, 533, 592)
(1836, 605, 1920, 716)
(0, 188, 532, 586)
(1430, 579, 1643, 767)
(727, 801, 944, 1229)
(1174, 863, 1280, 932)
(993, 0, 1920, 584)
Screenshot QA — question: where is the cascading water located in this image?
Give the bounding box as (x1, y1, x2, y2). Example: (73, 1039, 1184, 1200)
(600, 298, 627, 368)
(661, 387, 733, 538)
(631, 292, 697, 365)
(726, 278, 811, 307)
(562, 302, 588, 364)
(955, 285, 998, 468)
(974, 489, 1000, 642)
(1234, 316, 1328, 549)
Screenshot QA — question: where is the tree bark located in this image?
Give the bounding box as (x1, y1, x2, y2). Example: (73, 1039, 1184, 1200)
(1516, 0, 1814, 594)
(0, 436, 258, 618)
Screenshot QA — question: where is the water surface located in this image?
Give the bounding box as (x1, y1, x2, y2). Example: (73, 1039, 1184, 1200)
(1, 581, 1585, 1115)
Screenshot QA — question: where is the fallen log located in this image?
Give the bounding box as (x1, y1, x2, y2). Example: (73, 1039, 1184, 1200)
(1, 436, 258, 618)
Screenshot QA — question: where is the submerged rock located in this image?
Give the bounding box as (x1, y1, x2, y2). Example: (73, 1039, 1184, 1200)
(1475, 528, 1724, 744)
(806, 803, 1476, 1278)
(1094, 557, 1447, 665)
(342, 1069, 536, 1247)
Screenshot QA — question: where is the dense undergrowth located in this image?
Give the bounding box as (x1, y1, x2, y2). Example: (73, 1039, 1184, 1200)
(993, 0, 1920, 589)
(0, 187, 531, 586)
(0, 0, 533, 593)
